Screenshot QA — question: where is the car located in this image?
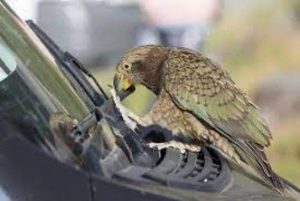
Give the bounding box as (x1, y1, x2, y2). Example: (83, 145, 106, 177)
(0, 1, 299, 201)
(36, 0, 142, 66)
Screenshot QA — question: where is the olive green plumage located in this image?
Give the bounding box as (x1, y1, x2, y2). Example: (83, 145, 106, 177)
(114, 45, 283, 192)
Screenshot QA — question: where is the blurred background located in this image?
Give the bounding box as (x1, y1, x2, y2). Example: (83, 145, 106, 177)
(6, 0, 300, 185)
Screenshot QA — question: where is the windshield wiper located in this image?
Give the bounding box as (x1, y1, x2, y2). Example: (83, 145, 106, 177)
(26, 20, 107, 110)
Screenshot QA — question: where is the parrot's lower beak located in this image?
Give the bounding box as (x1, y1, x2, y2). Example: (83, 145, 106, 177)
(113, 74, 133, 92)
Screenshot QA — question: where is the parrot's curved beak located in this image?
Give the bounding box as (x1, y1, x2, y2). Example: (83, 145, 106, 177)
(113, 73, 133, 92)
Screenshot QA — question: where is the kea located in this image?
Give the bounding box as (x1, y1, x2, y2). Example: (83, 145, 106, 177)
(112, 45, 284, 193)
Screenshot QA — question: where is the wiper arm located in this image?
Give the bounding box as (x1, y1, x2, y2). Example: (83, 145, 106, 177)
(26, 20, 107, 110)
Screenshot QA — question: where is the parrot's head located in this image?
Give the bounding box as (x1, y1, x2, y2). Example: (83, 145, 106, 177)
(113, 45, 169, 95)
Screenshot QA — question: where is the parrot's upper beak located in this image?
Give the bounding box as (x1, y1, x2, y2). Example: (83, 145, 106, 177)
(113, 73, 133, 92)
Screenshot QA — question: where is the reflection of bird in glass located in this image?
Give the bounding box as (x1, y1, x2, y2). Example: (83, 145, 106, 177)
(49, 112, 78, 149)
(113, 45, 284, 193)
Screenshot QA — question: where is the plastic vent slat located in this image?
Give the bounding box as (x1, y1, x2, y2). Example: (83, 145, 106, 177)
(149, 149, 182, 174)
(170, 152, 197, 177)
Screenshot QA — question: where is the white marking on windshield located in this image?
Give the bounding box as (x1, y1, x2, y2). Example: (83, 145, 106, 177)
(0, 43, 17, 81)
(0, 187, 11, 201)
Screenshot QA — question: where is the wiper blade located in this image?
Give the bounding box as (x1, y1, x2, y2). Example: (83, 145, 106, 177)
(26, 20, 107, 109)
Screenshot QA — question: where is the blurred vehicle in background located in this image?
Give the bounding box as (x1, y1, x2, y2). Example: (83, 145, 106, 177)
(7, 0, 143, 67)
(37, 0, 142, 67)
(136, 0, 221, 50)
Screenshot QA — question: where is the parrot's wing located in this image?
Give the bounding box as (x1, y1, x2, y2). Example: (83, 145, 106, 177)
(162, 48, 284, 190)
(163, 49, 272, 147)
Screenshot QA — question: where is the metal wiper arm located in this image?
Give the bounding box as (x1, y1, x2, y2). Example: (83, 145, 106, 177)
(26, 20, 106, 110)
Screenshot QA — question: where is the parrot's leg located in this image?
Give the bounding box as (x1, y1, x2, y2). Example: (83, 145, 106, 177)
(110, 89, 147, 130)
(148, 140, 201, 154)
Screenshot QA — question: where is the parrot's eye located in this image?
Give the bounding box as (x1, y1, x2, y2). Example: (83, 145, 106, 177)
(123, 63, 131, 71)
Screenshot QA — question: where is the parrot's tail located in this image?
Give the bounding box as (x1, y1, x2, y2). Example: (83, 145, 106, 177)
(210, 133, 300, 199)
(235, 141, 300, 200)
(211, 135, 284, 192)
(233, 141, 300, 200)
(280, 176, 300, 201)
(240, 141, 284, 191)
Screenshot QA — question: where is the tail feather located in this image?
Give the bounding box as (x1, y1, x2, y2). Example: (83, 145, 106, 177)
(280, 176, 300, 200)
(232, 140, 284, 192)
(229, 140, 300, 200)
(209, 131, 299, 198)
(210, 135, 284, 192)
(245, 141, 284, 190)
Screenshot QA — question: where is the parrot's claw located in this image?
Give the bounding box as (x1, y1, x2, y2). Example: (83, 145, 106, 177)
(147, 141, 201, 154)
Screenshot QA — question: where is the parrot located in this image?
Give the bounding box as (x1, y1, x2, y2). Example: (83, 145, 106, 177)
(112, 45, 285, 193)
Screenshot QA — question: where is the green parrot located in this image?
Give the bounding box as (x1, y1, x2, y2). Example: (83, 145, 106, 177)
(113, 45, 284, 193)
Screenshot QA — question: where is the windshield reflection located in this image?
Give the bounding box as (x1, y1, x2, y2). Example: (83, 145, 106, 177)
(0, 40, 16, 81)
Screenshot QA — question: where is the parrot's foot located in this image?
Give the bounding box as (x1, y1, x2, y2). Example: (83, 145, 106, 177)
(147, 140, 201, 154)
(110, 88, 146, 131)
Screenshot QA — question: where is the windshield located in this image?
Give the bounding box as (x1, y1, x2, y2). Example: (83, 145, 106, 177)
(0, 39, 16, 81)
(0, 37, 80, 163)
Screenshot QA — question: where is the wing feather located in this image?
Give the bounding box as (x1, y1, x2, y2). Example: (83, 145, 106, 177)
(163, 48, 272, 147)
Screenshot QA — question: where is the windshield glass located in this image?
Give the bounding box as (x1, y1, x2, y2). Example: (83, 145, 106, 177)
(0, 39, 16, 81)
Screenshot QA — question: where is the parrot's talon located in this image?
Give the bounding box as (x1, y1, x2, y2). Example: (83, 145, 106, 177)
(147, 141, 201, 154)
(179, 148, 186, 154)
(147, 142, 158, 149)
